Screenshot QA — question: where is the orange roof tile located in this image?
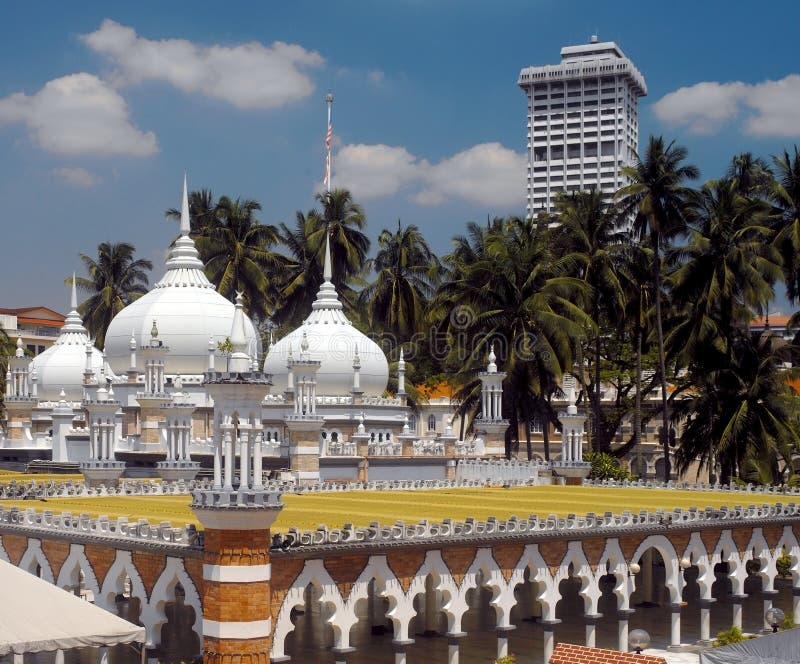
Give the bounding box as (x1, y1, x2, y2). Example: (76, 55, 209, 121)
(550, 643, 666, 664)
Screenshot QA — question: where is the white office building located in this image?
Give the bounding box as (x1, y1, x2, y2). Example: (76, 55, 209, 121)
(518, 37, 647, 215)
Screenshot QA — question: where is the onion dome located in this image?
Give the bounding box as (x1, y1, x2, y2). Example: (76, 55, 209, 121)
(104, 176, 259, 376)
(263, 234, 389, 396)
(31, 276, 108, 401)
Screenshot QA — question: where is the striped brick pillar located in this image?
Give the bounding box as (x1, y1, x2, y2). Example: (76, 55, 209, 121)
(192, 490, 283, 664)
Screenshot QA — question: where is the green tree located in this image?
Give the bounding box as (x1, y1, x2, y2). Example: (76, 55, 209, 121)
(360, 221, 441, 340)
(71, 242, 152, 349)
(550, 190, 627, 452)
(617, 136, 699, 481)
(771, 147, 800, 302)
(194, 196, 284, 321)
(165, 188, 218, 235)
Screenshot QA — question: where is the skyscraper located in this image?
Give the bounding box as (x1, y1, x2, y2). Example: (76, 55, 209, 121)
(518, 37, 647, 216)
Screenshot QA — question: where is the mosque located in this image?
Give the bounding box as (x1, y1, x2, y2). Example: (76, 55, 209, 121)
(0, 178, 511, 484)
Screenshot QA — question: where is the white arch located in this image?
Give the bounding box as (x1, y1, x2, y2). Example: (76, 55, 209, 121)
(775, 526, 800, 587)
(511, 544, 558, 622)
(144, 556, 202, 655)
(553, 541, 602, 616)
(714, 530, 748, 596)
(19, 538, 54, 583)
(597, 538, 634, 611)
(56, 543, 101, 601)
(631, 534, 682, 604)
(681, 533, 714, 600)
(462, 547, 516, 629)
(742, 528, 778, 592)
(270, 558, 344, 661)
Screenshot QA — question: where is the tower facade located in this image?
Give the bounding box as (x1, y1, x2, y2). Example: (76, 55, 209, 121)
(518, 37, 647, 215)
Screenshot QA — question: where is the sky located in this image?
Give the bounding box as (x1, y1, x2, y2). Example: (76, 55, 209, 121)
(2, 0, 800, 314)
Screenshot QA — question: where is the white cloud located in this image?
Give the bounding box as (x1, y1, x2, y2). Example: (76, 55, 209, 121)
(52, 167, 100, 187)
(333, 141, 526, 207)
(653, 75, 800, 137)
(367, 69, 385, 85)
(81, 19, 324, 110)
(335, 143, 420, 198)
(0, 73, 158, 156)
(414, 143, 527, 207)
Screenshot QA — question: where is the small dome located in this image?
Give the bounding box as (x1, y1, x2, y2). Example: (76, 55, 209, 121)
(32, 282, 110, 401)
(263, 236, 388, 396)
(104, 177, 259, 376)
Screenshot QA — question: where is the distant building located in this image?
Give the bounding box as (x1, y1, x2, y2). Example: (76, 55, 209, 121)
(0, 306, 65, 357)
(518, 36, 647, 215)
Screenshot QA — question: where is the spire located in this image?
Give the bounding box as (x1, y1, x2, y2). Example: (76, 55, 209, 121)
(323, 230, 332, 282)
(70, 272, 77, 310)
(487, 343, 497, 374)
(15, 335, 24, 357)
(228, 291, 250, 372)
(180, 173, 190, 236)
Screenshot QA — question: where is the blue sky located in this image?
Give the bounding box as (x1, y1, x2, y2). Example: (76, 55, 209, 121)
(2, 0, 799, 313)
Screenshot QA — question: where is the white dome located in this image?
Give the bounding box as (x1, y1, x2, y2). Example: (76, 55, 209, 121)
(263, 238, 389, 396)
(105, 179, 259, 376)
(32, 289, 109, 401)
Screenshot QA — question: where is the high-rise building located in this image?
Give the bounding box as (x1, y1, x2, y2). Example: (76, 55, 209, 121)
(518, 37, 647, 216)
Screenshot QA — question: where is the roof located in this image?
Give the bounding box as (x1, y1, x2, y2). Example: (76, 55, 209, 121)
(0, 307, 65, 328)
(751, 315, 793, 329)
(416, 381, 455, 400)
(550, 643, 666, 664)
(0, 558, 145, 655)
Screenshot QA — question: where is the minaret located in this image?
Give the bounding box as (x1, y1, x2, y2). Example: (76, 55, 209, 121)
(555, 377, 591, 484)
(397, 347, 407, 406)
(228, 292, 251, 374)
(475, 343, 508, 457)
(127, 330, 138, 383)
(135, 320, 171, 446)
(4, 335, 35, 442)
(351, 346, 363, 403)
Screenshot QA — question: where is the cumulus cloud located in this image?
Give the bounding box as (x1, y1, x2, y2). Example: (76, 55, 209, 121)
(0, 73, 158, 156)
(52, 167, 100, 187)
(653, 75, 800, 137)
(333, 141, 526, 207)
(81, 19, 324, 109)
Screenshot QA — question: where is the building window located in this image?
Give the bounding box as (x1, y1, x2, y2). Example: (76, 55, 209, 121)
(409, 415, 417, 431)
(529, 416, 543, 434)
(427, 415, 436, 431)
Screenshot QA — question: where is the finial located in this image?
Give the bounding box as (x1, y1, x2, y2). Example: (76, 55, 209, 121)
(487, 342, 497, 373)
(59, 388, 66, 401)
(403, 413, 409, 433)
(287, 344, 294, 361)
(323, 230, 332, 282)
(358, 411, 365, 434)
(398, 347, 405, 367)
(70, 272, 77, 310)
(175, 374, 183, 391)
(301, 332, 309, 354)
(235, 291, 245, 306)
(180, 173, 190, 236)
(151, 320, 159, 340)
(15, 335, 23, 357)
(208, 335, 215, 350)
(353, 345, 360, 366)
(129, 330, 136, 350)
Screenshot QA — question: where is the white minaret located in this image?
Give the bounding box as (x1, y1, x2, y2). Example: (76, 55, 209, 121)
(228, 292, 251, 373)
(559, 381, 586, 463)
(475, 343, 508, 457)
(397, 347, 406, 396)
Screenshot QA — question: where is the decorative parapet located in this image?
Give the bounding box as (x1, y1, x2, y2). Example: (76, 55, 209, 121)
(582, 478, 800, 495)
(0, 506, 200, 550)
(271, 501, 800, 553)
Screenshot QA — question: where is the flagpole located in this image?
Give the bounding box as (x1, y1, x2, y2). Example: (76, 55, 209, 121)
(325, 91, 334, 193)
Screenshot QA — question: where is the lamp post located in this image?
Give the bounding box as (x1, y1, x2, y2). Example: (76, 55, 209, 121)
(629, 628, 650, 654)
(766, 606, 785, 633)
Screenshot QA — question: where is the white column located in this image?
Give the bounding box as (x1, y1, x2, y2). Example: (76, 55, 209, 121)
(732, 596, 744, 629)
(617, 615, 629, 652)
(794, 588, 800, 628)
(252, 431, 263, 489)
(240, 427, 250, 491)
(543, 624, 555, 663)
(496, 631, 509, 659)
(424, 577, 437, 634)
(213, 431, 222, 488)
(223, 428, 234, 490)
(642, 549, 654, 604)
(763, 592, 778, 632)
(448, 637, 460, 664)
(699, 600, 712, 643)
(296, 381, 303, 415)
(670, 604, 681, 647)
(585, 617, 597, 647)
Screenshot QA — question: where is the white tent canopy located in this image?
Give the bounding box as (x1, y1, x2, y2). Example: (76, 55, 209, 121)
(0, 558, 145, 656)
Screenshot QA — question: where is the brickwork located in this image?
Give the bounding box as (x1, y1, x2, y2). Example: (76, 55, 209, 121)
(2, 534, 27, 565)
(203, 580, 270, 622)
(40, 539, 70, 579)
(132, 550, 167, 599)
(493, 543, 526, 582)
(442, 546, 478, 585)
(325, 554, 370, 598)
(550, 643, 667, 664)
(203, 636, 270, 664)
(204, 530, 270, 565)
(84, 543, 118, 587)
(387, 550, 427, 592)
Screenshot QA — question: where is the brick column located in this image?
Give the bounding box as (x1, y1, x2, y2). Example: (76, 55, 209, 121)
(192, 490, 283, 664)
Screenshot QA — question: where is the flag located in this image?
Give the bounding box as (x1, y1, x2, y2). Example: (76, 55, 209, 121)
(325, 121, 332, 151)
(323, 120, 332, 187)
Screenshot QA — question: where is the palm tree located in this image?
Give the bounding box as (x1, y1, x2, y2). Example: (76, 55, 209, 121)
(726, 152, 773, 198)
(165, 188, 218, 235)
(550, 190, 627, 452)
(668, 179, 779, 368)
(436, 216, 592, 459)
(194, 196, 284, 321)
(71, 242, 152, 348)
(360, 221, 441, 341)
(771, 147, 800, 303)
(673, 332, 798, 484)
(312, 189, 370, 293)
(617, 136, 699, 481)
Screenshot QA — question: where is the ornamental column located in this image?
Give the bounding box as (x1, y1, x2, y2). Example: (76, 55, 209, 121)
(474, 344, 508, 457)
(285, 333, 324, 484)
(192, 475, 282, 664)
(553, 380, 591, 484)
(136, 321, 170, 447)
(4, 336, 35, 442)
